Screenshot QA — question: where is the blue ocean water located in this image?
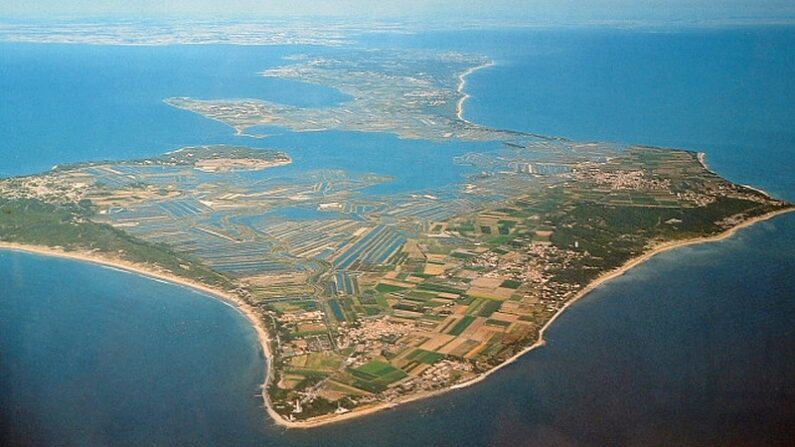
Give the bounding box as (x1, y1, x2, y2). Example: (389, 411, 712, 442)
(256, 130, 496, 195)
(0, 252, 268, 446)
(1, 27, 794, 446)
(461, 27, 795, 201)
(297, 212, 795, 447)
(0, 42, 498, 195)
(367, 27, 795, 199)
(0, 44, 349, 177)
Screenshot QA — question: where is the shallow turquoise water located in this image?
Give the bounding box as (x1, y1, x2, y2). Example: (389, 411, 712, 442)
(1, 27, 794, 446)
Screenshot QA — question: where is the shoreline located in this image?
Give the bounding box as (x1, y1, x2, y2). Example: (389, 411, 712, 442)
(455, 61, 496, 122)
(269, 205, 795, 429)
(3, 206, 791, 429)
(0, 242, 285, 429)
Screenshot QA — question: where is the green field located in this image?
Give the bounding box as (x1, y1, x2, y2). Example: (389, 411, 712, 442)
(350, 360, 408, 392)
(448, 315, 476, 336)
(406, 349, 444, 365)
(500, 279, 522, 289)
(478, 300, 502, 317)
(375, 283, 408, 293)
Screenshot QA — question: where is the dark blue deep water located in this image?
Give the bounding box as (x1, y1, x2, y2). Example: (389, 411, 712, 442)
(0, 254, 269, 445)
(1, 27, 794, 446)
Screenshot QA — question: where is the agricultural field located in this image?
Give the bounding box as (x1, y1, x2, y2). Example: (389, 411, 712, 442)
(1, 48, 791, 424)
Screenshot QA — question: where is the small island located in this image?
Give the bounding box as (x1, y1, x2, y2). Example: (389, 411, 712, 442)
(161, 145, 292, 172)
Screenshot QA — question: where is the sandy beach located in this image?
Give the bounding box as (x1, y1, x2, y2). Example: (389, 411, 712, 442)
(269, 205, 795, 429)
(0, 241, 286, 428)
(2, 205, 792, 429)
(456, 61, 495, 122)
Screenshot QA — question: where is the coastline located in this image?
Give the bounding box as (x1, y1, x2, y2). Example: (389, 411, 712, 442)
(3, 206, 791, 430)
(0, 242, 284, 429)
(456, 61, 496, 122)
(269, 205, 795, 429)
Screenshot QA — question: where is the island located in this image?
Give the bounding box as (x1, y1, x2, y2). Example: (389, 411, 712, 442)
(1, 50, 792, 428)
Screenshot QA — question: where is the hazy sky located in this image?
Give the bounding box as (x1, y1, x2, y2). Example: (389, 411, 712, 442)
(1, 0, 794, 22)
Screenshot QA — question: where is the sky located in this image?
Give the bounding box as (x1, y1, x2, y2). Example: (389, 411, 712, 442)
(1, 0, 794, 23)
